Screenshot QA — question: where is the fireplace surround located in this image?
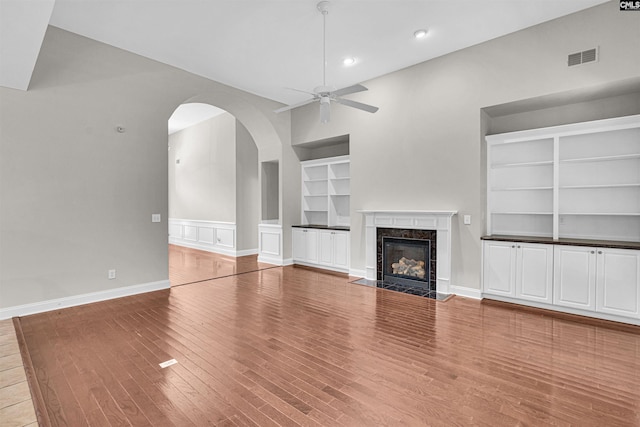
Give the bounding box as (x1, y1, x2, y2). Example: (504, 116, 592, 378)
(359, 210, 457, 294)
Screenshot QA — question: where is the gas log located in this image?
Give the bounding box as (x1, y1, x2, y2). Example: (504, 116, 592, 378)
(391, 257, 426, 279)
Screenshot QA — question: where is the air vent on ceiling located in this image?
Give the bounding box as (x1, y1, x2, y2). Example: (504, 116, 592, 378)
(568, 47, 598, 67)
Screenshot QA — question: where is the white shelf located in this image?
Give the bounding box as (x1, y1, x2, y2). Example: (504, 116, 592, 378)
(493, 212, 553, 215)
(560, 183, 640, 189)
(492, 187, 553, 191)
(560, 153, 640, 163)
(560, 212, 640, 216)
(301, 156, 350, 227)
(491, 160, 553, 169)
(487, 114, 640, 242)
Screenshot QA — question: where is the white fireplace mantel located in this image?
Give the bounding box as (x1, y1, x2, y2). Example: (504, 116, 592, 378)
(358, 210, 457, 294)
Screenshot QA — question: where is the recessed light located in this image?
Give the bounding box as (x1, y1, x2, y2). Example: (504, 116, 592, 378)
(343, 57, 356, 66)
(414, 29, 429, 39)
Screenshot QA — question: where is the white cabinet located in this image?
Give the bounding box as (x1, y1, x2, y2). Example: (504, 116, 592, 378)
(318, 230, 350, 270)
(486, 114, 640, 242)
(553, 246, 597, 311)
(596, 248, 640, 318)
(301, 156, 350, 227)
(292, 228, 318, 264)
(483, 241, 516, 296)
(483, 241, 553, 303)
(555, 246, 640, 318)
(293, 227, 349, 273)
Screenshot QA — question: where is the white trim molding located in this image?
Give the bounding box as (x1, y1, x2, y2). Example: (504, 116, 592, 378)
(450, 285, 482, 299)
(169, 218, 257, 257)
(358, 210, 457, 294)
(0, 280, 170, 320)
(258, 223, 284, 265)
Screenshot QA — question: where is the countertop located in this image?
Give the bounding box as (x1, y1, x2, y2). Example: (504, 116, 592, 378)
(292, 224, 350, 231)
(481, 235, 640, 250)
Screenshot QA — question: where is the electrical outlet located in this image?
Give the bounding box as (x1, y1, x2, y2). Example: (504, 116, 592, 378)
(463, 215, 471, 225)
(108, 269, 116, 280)
(152, 214, 161, 223)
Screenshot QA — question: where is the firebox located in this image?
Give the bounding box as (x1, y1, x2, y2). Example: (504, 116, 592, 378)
(382, 237, 431, 288)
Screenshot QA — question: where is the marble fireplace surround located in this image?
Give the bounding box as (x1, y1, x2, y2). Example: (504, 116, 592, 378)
(359, 210, 457, 294)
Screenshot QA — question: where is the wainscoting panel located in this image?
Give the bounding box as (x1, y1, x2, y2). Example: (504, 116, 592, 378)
(258, 223, 283, 265)
(169, 219, 253, 257)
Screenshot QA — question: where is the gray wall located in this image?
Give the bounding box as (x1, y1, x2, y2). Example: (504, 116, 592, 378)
(236, 120, 259, 251)
(168, 113, 237, 222)
(261, 161, 279, 221)
(0, 26, 287, 310)
(289, 1, 640, 289)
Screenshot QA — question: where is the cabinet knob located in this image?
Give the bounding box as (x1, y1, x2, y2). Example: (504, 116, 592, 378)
(598, 251, 603, 254)
(590, 251, 595, 254)
(511, 245, 516, 248)
(517, 245, 521, 249)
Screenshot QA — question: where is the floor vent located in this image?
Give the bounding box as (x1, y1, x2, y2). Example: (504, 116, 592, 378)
(568, 48, 598, 66)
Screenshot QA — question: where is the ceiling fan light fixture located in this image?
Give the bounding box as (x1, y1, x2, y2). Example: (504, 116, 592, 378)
(320, 97, 330, 124)
(273, 1, 379, 123)
(414, 29, 429, 39)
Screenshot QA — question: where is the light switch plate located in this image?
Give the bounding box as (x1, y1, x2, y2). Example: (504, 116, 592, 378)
(152, 214, 161, 223)
(463, 215, 471, 225)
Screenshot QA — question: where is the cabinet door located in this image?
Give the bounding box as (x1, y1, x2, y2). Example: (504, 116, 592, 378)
(292, 229, 306, 261)
(332, 231, 350, 270)
(516, 243, 553, 303)
(318, 230, 334, 266)
(305, 229, 318, 263)
(553, 246, 596, 311)
(483, 241, 516, 297)
(596, 248, 640, 318)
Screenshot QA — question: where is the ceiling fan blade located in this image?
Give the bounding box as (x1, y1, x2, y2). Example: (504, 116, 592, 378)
(334, 97, 379, 113)
(274, 98, 317, 114)
(332, 84, 368, 97)
(285, 87, 317, 96)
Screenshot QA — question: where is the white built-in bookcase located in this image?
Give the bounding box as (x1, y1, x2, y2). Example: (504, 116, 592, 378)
(301, 155, 350, 227)
(486, 114, 640, 242)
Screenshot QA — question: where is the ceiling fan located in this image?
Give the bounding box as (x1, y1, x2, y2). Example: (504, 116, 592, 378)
(274, 1, 379, 123)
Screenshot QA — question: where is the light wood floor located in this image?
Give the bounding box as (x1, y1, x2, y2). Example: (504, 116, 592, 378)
(12, 247, 640, 426)
(0, 319, 37, 426)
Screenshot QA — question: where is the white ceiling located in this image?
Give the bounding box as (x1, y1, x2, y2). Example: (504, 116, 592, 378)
(168, 103, 227, 134)
(2, 0, 608, 107)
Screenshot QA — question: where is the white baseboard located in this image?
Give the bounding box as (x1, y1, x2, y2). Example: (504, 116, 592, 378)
(236, 248, 259, 257)
(449, 285, 482, 299)
(257, 255, 284, 266)
(282, 258, 294, 266)
(0, 280, 170, 320)
(349, 268, 366, 278)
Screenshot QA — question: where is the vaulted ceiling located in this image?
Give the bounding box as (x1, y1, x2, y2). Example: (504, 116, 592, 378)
(1, 0, 608, 107)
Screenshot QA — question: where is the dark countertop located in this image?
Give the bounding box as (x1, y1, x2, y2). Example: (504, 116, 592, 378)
(293, 224, 350, 231)
(481, 235, 640, 250)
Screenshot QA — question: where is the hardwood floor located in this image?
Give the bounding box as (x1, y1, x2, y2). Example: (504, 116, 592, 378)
(169, 244, 276, 286)
(14, 247, 640, 426)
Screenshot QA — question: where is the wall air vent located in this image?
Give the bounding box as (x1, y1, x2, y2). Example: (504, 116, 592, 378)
(568, 47, 598, 67)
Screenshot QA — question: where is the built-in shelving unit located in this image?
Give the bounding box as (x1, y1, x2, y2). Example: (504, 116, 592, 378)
(301, 155, 350, 227)
(486, 114, 640, 242)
